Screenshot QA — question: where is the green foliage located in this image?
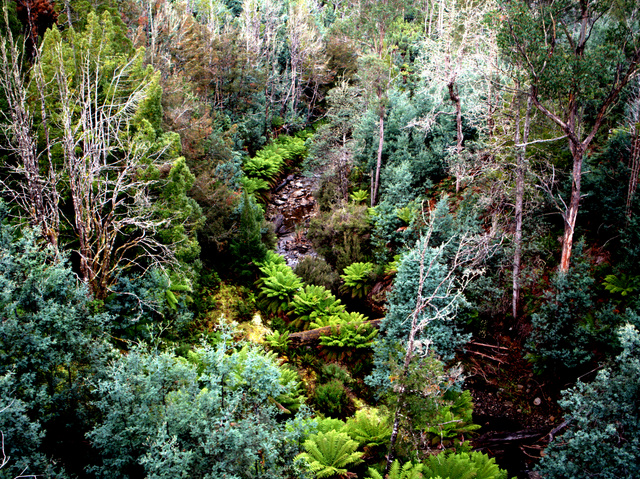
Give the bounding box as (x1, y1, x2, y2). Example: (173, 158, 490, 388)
(290, 284, 345, 330)
(240, 134, 308, 197)
(0, 208, 109, 477)
(307, 204, 372, 272)
(257, 261, 303, 314)
(344, 408, 391, 448)
(230, 190, 269, 277)
(422, 451, 508, 479)
(156, 157, 204, 276)
(294, 256, 341, 292)
(537, 323, 640, 478)
(275, 364, 306, 415)
(376, 352, 474, 460)
(370, 238, 470, 394)
(340, 262, 375, 299)
(319, 319, 378, 350)
(603, 273, 640, 297)
(310, 313, 343, 329)
(296, 430, 364, 478)
(265, 329, 290, 354)
(318, 363, 353, 386)
(424, 390, 480, 449)
(89, 337, 311, 479)
(366, 460, 423, 479)
(350, 189, 369, 204)
(527, 248, 597, 372)
(313, 380, 353, 419)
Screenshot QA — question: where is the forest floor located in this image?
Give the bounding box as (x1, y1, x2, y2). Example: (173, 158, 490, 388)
(462, 326, 564, 479)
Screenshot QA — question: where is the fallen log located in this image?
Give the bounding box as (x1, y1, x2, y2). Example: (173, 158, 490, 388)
(288, 319, 384, 347)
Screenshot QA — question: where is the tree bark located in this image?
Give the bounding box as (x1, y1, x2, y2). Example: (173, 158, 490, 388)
(371, 113, 385, 206)
(513, 92, 532, 318)
(559, 145, 584, 272)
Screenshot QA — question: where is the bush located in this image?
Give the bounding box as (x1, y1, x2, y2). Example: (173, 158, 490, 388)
(307, 204, 372, 272)
(527, 245, 598, 373)
(314, 380, 353, 419)
(294, 256, 341, 292)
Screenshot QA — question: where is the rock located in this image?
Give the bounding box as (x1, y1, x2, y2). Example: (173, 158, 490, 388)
(504, 401, 513, 408)
(274, 199, 285, 206)
(293, 190, 304, 197)
(533, 397, 542, 406)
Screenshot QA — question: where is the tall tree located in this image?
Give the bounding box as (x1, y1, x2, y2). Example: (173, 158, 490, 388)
(354, 0, 407, 206)
(498, 0, 640, 271)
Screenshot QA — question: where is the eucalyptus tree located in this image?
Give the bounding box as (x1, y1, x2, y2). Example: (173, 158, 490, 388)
(498, 0, 640, 272)
(417, 0, 500, 192)
(352, 0, 408, 206)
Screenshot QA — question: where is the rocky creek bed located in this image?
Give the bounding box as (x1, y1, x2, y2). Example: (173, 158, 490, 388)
(265, 173, 319, 267)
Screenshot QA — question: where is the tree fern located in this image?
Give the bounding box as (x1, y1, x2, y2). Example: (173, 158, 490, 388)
(257, 262, 303, 314)
(422, 452, 476, 479)
(340, 262, 374, 299)
(421, 451, 509, 479)
(366, 460, 424, 479)
(603, 273, 640, 296)
(296, 430, 363, 478)
(291, 284, 345, 330)
(468, 451, 509, 479)
(344, 408, 391, 448)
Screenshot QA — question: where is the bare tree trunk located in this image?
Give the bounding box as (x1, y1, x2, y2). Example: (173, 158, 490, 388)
(372, 113, 384, 206)
(626, 117, 640, 221)
(559, 144, 584, 273)
(448, 79, 463, 193)
(512, 93, 532, 319)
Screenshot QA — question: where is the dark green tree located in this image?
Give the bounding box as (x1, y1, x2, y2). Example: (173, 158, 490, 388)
(0, 203, 110, 477)
(537, 323, 640, 478)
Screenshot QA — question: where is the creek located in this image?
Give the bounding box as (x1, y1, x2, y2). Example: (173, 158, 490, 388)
(265, 173, 319, 267)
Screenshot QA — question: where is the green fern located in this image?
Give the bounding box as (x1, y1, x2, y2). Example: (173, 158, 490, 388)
(344, 408, 391, 448)
(467, 451, 509, 479)
(257, 262, 303, 314)
(243, 153, 284, 183)
(421, 451, 509, 479)
(425, 390, 480, 448)
(395, 205, 417, 225)
(316, 417, 347, 434)
(366, 460, 424, 479)
(296, 430, 364, 478)
(603, 273, 640, 296)
(340, 262, 374, 299)
(291, 284, 345, 330)
(265, 330, 290, 353)
(240, 175, 270, 195)
(350, 189, 369, 204)
(310, 313, 343, 329)
(319, 321, 378, 349)
(422, 452, 476, 479)
(274, 365, 305, 414)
